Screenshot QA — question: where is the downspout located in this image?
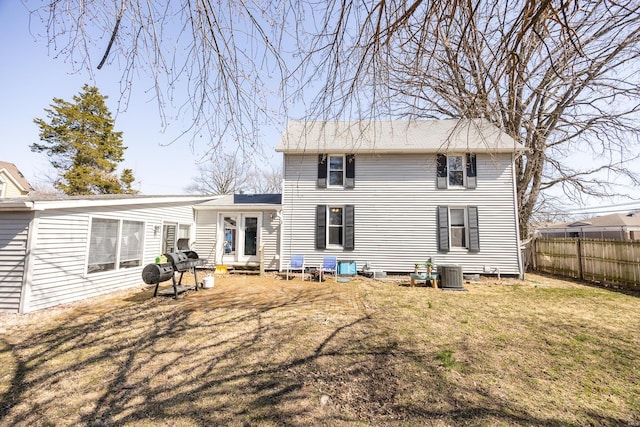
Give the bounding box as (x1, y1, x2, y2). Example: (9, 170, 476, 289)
(511, 152, 524, 279)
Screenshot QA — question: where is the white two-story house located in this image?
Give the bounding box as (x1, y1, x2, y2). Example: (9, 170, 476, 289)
(276, 119, 525, 276)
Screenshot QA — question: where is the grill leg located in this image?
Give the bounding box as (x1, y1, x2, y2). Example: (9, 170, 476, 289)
(193, 267, 199, 291)
(172, 275, 179, 299)
(154, 281, 160, 297)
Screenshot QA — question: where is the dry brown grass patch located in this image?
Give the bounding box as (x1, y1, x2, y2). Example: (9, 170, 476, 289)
(0, 272, 638, 426)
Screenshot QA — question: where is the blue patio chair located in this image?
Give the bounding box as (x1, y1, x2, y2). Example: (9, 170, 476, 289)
(319, 256, 337, 282)
(286, 254, 305, 280)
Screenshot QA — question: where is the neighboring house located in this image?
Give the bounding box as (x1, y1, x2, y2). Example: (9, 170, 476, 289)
(0, 194, 218, 313)
(193, 193, 282, 270)
(276, 119, 525, 276)
(0, 161, 33, 197)
(535, 212, 640, 240)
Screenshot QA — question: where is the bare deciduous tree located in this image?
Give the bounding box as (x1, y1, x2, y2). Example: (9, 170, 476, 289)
(31, 0, 640, 235)
(185, 152, 281, 195)
(377, 0, 640, 235)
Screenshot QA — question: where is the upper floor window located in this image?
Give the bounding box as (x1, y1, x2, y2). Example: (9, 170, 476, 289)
(329, 156, 344, 186)
(318, 154, 356, 188)
(448, 156, 464, 186)
(437, 153, 477, 189)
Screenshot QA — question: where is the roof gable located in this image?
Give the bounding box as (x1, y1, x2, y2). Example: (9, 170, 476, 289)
(0, 161, 33, 193)
(275, 119, 524, 154)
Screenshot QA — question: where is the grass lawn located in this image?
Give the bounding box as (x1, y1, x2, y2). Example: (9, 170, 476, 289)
(0, 272, 638, 426)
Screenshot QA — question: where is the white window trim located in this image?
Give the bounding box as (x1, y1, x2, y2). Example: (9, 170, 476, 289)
(327, 205, 345, 248)
(449, 207, 469, 249)
(85, 216, 146, 276)
(327, 155, 346, 188)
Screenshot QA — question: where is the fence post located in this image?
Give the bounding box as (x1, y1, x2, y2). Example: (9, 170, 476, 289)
(577, 238, 583, 281)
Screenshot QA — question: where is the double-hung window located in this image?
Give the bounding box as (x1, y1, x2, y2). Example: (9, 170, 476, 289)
(437, 153, 477, 189)
(315, 205, 354, 250)
(449, 208, 467, 248)
(328, 207, 344, 246)
(329, 156, 344, 186)
(437, 206, 480, 252)
(317, 154, 356, 188)
(87, 218, 144, 274)
(448, 156, 464, 186)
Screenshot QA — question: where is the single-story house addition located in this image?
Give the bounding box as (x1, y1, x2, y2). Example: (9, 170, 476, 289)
(0, 193, 285, 313)
(0, 194, 219, 314)
(193, 193, 282, 270)
(276, 119, 525, 277)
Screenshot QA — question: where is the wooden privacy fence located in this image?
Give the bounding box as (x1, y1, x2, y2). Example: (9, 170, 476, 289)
(531, 238, 640, 291)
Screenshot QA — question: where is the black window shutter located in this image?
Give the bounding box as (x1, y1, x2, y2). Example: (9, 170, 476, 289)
(317, 154, 327, 188)
(466, 153, 477, 189)
(468, 206, 480, 252)
(345, 155, 355, 188)
(316, 205, 326, 249)
(344, 205, 355, 250)
(436, 154, 447, 189)
(437, 206, 450, 252)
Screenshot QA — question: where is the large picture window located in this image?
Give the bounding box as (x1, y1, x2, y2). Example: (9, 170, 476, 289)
(88, 218, 144, 274)
(119, 220, 144, 268)
(88, 218, 119, 273)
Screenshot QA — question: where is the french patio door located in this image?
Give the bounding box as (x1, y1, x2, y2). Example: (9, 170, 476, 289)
(222, 213, 260, 263)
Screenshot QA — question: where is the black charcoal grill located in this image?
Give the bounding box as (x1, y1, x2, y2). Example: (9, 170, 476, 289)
(141, 250, 207, 298)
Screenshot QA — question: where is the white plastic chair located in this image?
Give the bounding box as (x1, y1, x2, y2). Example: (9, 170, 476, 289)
(286, 254, 305, 280)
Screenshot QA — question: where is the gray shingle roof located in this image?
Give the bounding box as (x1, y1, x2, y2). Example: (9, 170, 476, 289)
(275, 119, 524, 154)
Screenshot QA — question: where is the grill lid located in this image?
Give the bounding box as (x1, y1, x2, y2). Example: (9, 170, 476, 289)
(164, 251, 189, 266)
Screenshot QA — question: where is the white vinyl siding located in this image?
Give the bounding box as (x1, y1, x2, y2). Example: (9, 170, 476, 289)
(0, 171, 28, 198)
(193, 209, 281, 270)
(282, 152, 520, 274)
(25, 203, 198, 312)
(0, 212, 31, 312)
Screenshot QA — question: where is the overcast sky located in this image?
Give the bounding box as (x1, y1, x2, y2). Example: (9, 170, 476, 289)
(0, 2, 282, 195)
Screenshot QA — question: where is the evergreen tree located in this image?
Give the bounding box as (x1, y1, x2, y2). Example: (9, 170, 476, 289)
(31, 84, 136, 195)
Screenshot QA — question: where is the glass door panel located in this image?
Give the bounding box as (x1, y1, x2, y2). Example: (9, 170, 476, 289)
(244, 217, 258, 256)
(223, 216, 237, 255)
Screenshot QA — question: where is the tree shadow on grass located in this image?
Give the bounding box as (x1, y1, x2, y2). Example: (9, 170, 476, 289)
(0, 281, 635, 426)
